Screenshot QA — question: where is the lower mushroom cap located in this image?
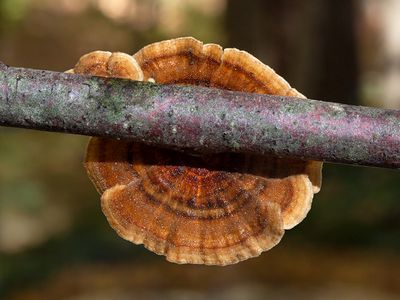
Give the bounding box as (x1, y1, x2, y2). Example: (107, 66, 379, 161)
(102, 181, 284, 266)
(77, 37, 322, 265)
(86, 139, 313, 265)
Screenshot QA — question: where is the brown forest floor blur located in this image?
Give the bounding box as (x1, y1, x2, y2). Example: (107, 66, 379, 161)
(1, 1, 400, 299)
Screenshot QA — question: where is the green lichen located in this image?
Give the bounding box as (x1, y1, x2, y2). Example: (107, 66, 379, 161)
(283, 100, 314, 114)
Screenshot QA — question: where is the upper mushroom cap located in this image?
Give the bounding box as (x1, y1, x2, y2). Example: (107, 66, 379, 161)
(74, 37, 322, 266)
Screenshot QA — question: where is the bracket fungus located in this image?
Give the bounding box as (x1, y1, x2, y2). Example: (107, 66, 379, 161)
(71, 37, 322, 266)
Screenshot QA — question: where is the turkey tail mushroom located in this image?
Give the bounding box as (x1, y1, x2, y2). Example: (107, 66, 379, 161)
(73, 37, 322, 266)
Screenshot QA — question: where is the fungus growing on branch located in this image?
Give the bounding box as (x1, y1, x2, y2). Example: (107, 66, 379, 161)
(71, 37, 322, 265)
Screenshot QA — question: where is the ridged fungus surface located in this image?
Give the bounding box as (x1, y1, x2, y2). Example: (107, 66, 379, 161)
(71, 37, 322, 266)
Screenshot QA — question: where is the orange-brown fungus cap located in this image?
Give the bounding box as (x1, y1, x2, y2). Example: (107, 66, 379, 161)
(74, 37, 323, 266)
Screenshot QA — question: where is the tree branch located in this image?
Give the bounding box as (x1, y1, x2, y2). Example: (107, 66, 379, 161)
(0, 61, 399, 169)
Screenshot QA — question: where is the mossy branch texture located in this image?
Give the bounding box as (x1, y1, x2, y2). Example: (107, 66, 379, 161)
(0, 61, 399, 169)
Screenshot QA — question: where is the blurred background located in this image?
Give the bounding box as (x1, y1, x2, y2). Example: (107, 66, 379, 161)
(1, 0, 400, 299)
